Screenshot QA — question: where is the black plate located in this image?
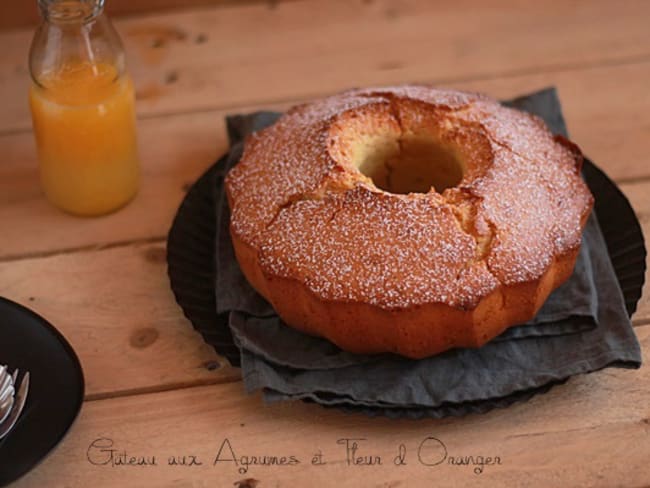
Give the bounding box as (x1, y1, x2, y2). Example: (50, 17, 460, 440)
(0, 297, 85, 486)
(167, 155, 647, 368)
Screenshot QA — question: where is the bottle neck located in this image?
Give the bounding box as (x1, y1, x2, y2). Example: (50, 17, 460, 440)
(38, 0, 105, 23)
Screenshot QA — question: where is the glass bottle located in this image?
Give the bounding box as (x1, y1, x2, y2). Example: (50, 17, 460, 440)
(29, 0, 140, 216)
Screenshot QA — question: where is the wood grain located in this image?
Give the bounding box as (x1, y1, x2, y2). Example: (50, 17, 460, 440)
(454, 61, 650, 186)
(0, 177, 646, 401)
(12, 324, 650, 487)
(1, 1, 647, 487)
(2, 61, 650, 260)
(0, 0, 289, 31)
(0, 111, 223, 261)
(0, 241, 240, 399)
(1, 0, 649, 133)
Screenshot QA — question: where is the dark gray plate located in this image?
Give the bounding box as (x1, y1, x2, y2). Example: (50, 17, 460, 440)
(0, 297, 85, 486)
(167, 155, 646, 371)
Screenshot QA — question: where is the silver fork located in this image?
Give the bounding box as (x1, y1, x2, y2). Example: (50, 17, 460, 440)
(0, 366, 15, 425)
(0, 367, 30, 441)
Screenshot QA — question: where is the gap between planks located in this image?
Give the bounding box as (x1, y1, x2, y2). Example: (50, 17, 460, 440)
(83, 319, 650, 403)
(132, 51, 650, 125)
(2, 51, 650, 138)
(3, 170, 650, 264)
(0, 0, 298, 32)
(0, 235, 166, 264)
(84, 369, 242, 402)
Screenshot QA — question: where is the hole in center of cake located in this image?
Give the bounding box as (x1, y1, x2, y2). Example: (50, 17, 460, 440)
(355, 133, 465, 194)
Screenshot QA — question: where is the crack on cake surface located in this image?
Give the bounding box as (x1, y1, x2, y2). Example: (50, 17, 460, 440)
(226, 86, 593, 358)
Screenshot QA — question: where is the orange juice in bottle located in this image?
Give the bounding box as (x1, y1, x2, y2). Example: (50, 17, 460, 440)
(29, 0, 140, 216)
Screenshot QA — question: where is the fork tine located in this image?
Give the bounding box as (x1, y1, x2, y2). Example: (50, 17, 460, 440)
(0, 383, 12, 403)
(21, 373, 29, 397)
(0, 394, 12, 409)
(0, 371, 29, 440)
(0, 396, 13, 425)
(0, 372, 12, 400)
(0, 367, 14, 425)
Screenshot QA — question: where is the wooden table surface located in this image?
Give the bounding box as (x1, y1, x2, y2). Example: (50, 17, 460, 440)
(1, 1, 649, 486)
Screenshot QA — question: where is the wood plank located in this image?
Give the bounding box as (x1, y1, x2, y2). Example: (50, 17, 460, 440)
(0, 0, 289, 31)
(0, 178, 646, 401)
(0, 111, 223, 261)
(12, 324, 650, 487)
(0, 177, 645, 401)
(2, 61, 649, 259)
(454, 61, 650, 185)
(1, 0, 649, 133)
(0, 242, 240, 399)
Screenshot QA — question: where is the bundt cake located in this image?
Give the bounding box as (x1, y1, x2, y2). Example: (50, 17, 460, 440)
(225, 86, 594, 359)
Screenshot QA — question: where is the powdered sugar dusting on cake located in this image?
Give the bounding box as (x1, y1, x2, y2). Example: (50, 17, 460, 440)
(449, 101, 592, 283)
(353, 85, 486, 109)
(259, 186, 498, 308)
(225, 86, 593, 309)
(226, 93, 387, 247)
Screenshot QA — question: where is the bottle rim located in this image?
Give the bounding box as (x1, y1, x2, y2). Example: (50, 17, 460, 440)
(37, 0, 106, 23)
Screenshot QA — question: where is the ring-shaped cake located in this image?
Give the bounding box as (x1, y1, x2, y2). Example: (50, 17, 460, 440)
(225, 86, 594, 358)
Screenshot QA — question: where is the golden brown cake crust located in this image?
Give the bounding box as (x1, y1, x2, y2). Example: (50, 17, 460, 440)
(225, 86, 594, 358)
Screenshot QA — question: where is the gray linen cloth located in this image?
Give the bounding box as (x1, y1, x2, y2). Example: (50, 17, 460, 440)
(214, 88, 641, 417)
